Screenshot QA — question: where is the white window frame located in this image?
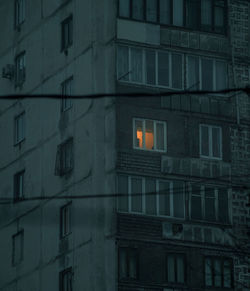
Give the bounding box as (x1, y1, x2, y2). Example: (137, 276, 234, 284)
(187, 55, 227, 92)
(189, 184, 231, 224)
(199, 124, 222, 160)
(117, 45, 184, 90)
(117, 175, 185, 220)
(133, 118, 167, 152)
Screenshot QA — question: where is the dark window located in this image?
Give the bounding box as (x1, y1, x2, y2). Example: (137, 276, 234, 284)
(15, 0, 25, 28)
(59, 268, 73, 291)
(205, 257, 233, 288)
(55, 138, 74, 176)
(60, 203, 72, 238)
(61, 16, 73, 51)
(14, 112, 25, 144)
(200, 124, 222, 159)
(15, 52, 26, 86)
(61, 77, 73, 111)
(166, 253, 185, 283)
(12, 230, 24, 266)
(118, 0, 226, 34)
(14, 170, 25, 202)
(118, 248, 138, 280)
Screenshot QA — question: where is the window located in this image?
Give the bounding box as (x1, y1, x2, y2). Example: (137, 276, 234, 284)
(166, 254, 185, 284)
(200, 124, 222, 159)
(204, 257, 233, 288)
(59, 268, 73, 291)
(117, 175, 185, 219)
(55, 138, 74, 176)
(118, 0, 227, 34)
(119, 248, 138, 280)
(14, 112, 25, 144)
(133, 118, 167, 152)
(117, 45, 183, 89)
(61, 16, 73, 51)
(15, 52, 26, 86)
(187, 56, 227, 91)
(15, 0, 25, 28)
(190, 185, 230, 223)
(60, 203, 72, 238)
(14, 170, 25, 202)
(12, 230, 24, 266)
(61, 77, 73, 111)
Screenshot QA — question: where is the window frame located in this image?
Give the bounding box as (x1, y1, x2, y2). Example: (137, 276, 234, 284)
(13, 170, 25, 202)
(12, 230, 24, 266)
(60, 202, 72, 238)
(117, 175, 186, 219)
(61, 15, 73, 52)
(14, 111, 25, 145)
(59, 267, 73, 291)
(189, 184, 231, 224)
(199, 124, 222, 160)
(118, 247, 139, 280)
(14, 0, 25, 29)
(15, 52, 26, 87)
(133, 118, 167, 152)
(55, 138, 74, 176)
(204, 256, 234, 288)
(61, 77, 73, 112)
(165, 253, 186, 284)
(117, 45, 184, 90)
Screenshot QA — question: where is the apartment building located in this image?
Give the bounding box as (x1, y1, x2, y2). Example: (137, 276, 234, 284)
(0, 0, 250, 291)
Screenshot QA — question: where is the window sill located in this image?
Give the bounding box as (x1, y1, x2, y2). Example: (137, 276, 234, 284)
(199, 155, 222, 161)
(133, 147, 167, 154)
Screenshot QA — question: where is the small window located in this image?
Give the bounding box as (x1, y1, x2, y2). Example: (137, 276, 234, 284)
(55, 138, 74, 176)
(14, 170, 25, 202)
(60, 203, 72, 238)
(15, 52, 26, 86)
(133, 118, 167, 152)
(200, 124, 222, 159)
(14, 112, 25, 144)
(118, 248, 138, 280)
(204, 257, 233, 288)
(15, 0, 25, 28)
(61, 77, 73, 111)
(61, 16, 73, 51)
(166, 254, 185, 283)
(12, 230, 24, 266)
(59, 268, 73, 291)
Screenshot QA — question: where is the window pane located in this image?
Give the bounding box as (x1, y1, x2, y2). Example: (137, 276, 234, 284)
(135, 119, 143, 148)
(119, 249, 127, 278)
(224, 260, 232, 287)
(214, 259, 222, 287)
(167, 255, 175, 282)
(205, 258, 212, 286)
(117, 46, 129, 81)
(173, 181, 184, 218)
(201, 58, 213, 91)
(131, 178, 142, 212)
(186, 0, 199, 29)
(159, 181, 170, 216)
(160, 0, 171, 24)
(158, 52, 169, 86)
(200, 125, 209, 156)
(216, 61, 227, 90)
(191, 185, 202, 220)
(146, 0, 157, 22)
(218, 188, 229, 223)
(156, 123, 164, 150)
(118, 175, 128, 212)
(145, 120, 154, 150)
(131, 48, 143, 82)
(201, 0, 212, 30)
(145, 179, 156, 215)
(173, 0, 183, 26)
(129, 251, 137, 278)
(188, 56, 199, 90)
(205, 187, 216, 221)
(119, 0, 130, 17)
(172, 53, 182, 89)
(177, 256, 185, 283)
(212, 127, 221, 158)
(132, 0, 144, 20)
(146, 50, 156, 85)
(215, 2, 225, 33)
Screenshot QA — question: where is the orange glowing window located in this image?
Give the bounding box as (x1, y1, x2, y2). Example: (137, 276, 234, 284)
(136, 129, 143, 148)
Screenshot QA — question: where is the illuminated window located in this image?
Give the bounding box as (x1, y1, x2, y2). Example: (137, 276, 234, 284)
(133, 118, 166, 152)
